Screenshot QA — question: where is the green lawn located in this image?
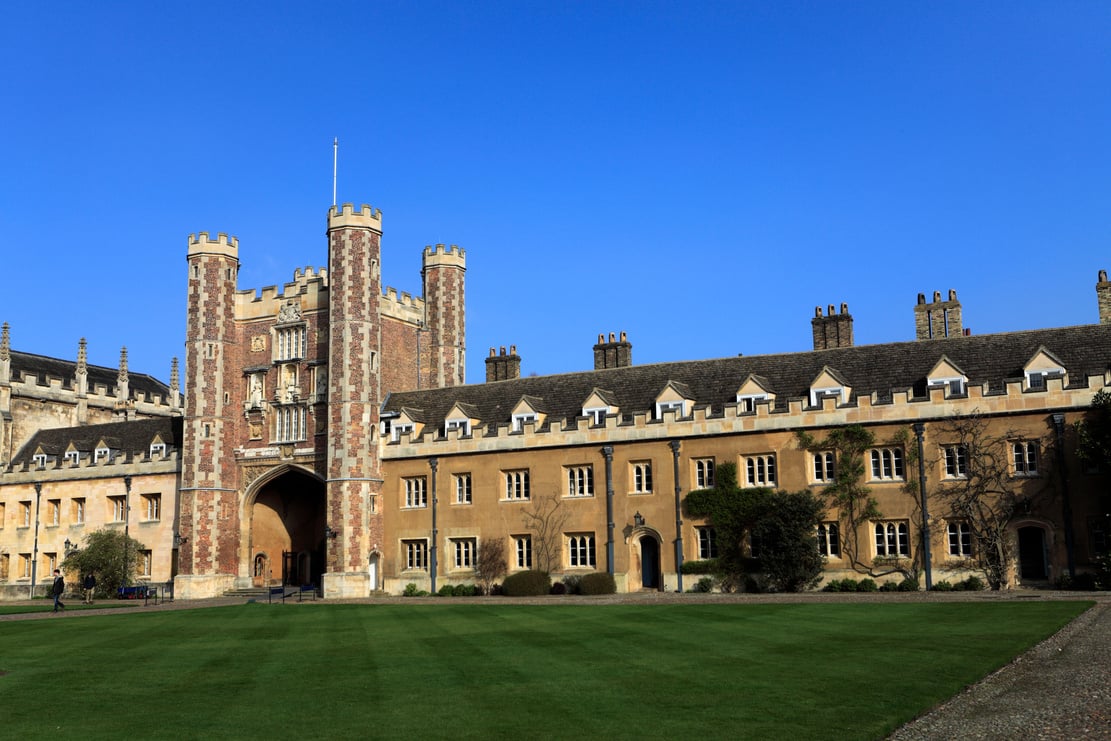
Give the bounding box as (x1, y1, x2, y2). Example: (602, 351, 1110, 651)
(0, 601, 1089, 740)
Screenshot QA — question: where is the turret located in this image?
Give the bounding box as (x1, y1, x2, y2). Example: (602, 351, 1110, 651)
(422, 243, 466, 389)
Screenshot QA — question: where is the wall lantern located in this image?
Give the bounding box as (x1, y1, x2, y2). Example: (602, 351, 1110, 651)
(633, 511, 645, 528)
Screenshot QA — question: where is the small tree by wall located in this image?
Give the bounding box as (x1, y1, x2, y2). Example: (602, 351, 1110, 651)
(474, 538, 507, 595)
(60, 528, 148, 598)
(521, 489, 570, 574)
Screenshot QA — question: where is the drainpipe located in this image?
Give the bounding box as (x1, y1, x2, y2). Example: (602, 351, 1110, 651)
(1052, 414, 1076, 578)
(670, 440, 684, 593)
(602, 446, 614, 575)
(429, 457, 438, 594)
(913, 423, 933, 590)
(30, 482, 42, 599)
(123, 475, 132, 586)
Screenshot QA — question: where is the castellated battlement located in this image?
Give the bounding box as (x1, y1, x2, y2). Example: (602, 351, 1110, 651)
(422, 243, 466, 269)
(328, 202, 383, 232)
(381, 286, 425, 324)
(383, 372, 1101, 458)
(187, 231, 239, 259)
(236, 266, 330, 319)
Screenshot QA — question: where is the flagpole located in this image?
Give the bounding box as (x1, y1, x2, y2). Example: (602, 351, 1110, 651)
(332, 138, 338, 207)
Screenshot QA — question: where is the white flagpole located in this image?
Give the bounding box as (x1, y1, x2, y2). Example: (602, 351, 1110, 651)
(332, 137, 338, 207)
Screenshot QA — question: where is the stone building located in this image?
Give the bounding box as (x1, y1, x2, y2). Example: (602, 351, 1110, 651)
(1, 197, 1108, 599)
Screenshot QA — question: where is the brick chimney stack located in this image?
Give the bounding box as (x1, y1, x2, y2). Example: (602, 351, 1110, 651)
(485, 345, 521, 382)
(812, 303, 854, 350)
(593, 331, 633, 370)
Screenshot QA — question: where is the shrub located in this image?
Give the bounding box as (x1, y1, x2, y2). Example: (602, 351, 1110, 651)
(897, 577, 920, 592)
(856, 578, 877, 592)
(550, 581, 567, 595)
(403, 583, 420, 597)
(693, 577, 714, 593)
(1072, 572, 1098, 591)
(453, 584, 476, 597)
(681, 559, 719, 575)
(561, 575, 582, 595)
(501, 570, 551, 597)
(743, 575, 766, 594)
(879, 581, 899, 592)
(932, 580, 954, 592)
(579, 572, 617, 595)
(822, 579, 843, 592)
(958, 576, 984, 591)
(437, 584, 455, 597)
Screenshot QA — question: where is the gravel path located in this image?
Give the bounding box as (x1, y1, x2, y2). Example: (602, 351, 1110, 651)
(4, 590, 1108, 738)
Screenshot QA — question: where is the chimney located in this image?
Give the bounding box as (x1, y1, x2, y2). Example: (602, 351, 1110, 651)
(593, 331, 633, 370)
(1097, 270, 1111, 324)
(914, 289, 963, 340)
(485, 345, 521, 383)
(811, 303, 854, 350)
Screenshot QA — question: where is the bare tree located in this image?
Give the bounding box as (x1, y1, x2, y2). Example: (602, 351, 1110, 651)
(934, 414, 1052, 590)
(521, 489, 569, 574)
(474, 539, 507, 595)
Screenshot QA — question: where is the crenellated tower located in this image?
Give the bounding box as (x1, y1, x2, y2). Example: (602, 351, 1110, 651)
(179, 231, 241, 597)
(422, 244, 466, 388)
(324, 204, 383, 596)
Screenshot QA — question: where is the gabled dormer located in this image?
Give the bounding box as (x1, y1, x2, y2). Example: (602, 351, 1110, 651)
(444, 402, 479, 437)
(64, 442, 84, 466)
(1023, 346, 1066, 391)
(31, 444, 55, 469)
(927, 355, 969, 397)
(735, 374, 774, 413)
(149, 433, 169, 459)
(391, 408, 425, 442)
(582, 388, 619, 426)
(511, 396, 546, 432)
(809, 366, 851, 407)
(94, 437, 116, 463)
(654, 381, 693, 419)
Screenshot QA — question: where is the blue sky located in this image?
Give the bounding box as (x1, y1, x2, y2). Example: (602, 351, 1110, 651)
(2, 2, 1109, 383)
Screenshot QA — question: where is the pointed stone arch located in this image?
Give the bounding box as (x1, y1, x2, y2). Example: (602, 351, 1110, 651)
(240, 463, 327, 588)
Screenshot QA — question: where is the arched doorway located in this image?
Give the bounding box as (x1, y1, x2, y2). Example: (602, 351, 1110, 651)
(1017, 525, 1049, 581)
(640, 535, 661, 591)
(249, 468, 326, 588)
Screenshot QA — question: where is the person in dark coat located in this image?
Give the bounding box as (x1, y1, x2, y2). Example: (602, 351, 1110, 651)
(51, 569, 66, 612)
(83, 572, 97, 604)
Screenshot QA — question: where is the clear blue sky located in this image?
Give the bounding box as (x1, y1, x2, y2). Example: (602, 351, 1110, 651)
(2, 2, 1109, 383)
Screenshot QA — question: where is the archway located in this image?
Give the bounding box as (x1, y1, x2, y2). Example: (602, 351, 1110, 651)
(639, 534, 661, 591)
(1017, 525, 1049, 581)
(249, 468, 326, 588)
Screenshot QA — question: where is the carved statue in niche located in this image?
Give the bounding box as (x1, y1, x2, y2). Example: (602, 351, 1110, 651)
(248, 373, 264, 408)
(277, 300, 302, 324)
(315, 366, 328, 400)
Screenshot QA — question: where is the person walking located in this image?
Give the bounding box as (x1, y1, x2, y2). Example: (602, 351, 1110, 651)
(83, 572, 97, 604)
(51, 569, 66, 612)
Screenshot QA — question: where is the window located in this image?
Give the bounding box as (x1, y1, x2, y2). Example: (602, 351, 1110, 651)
(512, 413, 537, 431)
(20, 501, 31, 527)
(694, 458, 716, 489)
(32, 453, 47, 469)
(275, 406, 307, 442)
(737, 394, 767, 413)
(451, 538, 476, 570)
(656, 400, 686, 418)
(44, 552, 57, 574)
(140, 550, 152, 577)
(109, 495, 127, 523)
(631, 461, 653, 494)
(73, 498, 85, 525)
(744, 454, 777, 486)
(812, 452, 835, 483)
(948, 522, 972, 557)
(568, 534, 596, 568)
(1089, 517, 1108, 556)
(584, 407, 607, 426)
(46, 499, 60, 526)
(0, 553, 8, 580)
(95, 447, 111, 463)
(870, 448, 905, 481)
(0, 502, 5, 528)
(391, 423, 413, 442)
(929, 378, 966, 396)
(19, 553, 32, 578)
(696, 526, 718, 559)
(445, 419, 471, 436)
(453, 473, 472, 504)
(817, 523, 841, 557)
(943, 446, 967, 478)
(403, 540, 428, 571)
(276, 325, 306, 361)
(809, 387, 846, 406)
(1012, 441, 1039, 476)
(404, 477, 428, 508)
(142, 494, 161, 521)
(566, 465, 594, 497)
(513, 535, 533, 569)
(150, 442, 166, 458)
(504, 470, 531, 500)
(874, 521, 910, 557)
(65, 450, 80, 465)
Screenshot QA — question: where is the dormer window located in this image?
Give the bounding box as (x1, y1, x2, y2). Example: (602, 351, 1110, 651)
(512, 413, 537, 432)
(737, 394, 768, 413)
(392, 423, 414, 442)
(446, 419, 471, 436)
(929, 378, 967, 396)
(1022, 347, 1065, 392)
(32, 453, 48, 469)
(809, 387, 846, 406)
(94, 447, 112, 463)
(655, 400, 687, 419)
(1024, 370, 1062, 390)
(150, 443, 167, 458)
(65, 451, 81, 465)
(583, 407, 608, 426)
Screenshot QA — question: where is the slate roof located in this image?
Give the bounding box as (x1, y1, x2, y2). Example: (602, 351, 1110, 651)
(8, 350, 173, 402)
(12, 417, 184, 465)
(383, 323, 1111, 432)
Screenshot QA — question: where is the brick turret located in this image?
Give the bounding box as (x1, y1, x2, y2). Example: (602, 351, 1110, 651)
(422, 244, 466, 389)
